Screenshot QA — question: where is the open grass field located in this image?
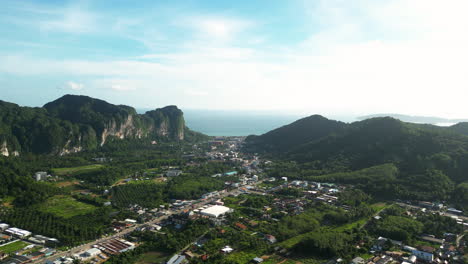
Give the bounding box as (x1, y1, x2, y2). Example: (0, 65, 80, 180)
(52, 164, 104, 176)
(39, 195, 97, 218)
(0, 240, 29, 254)
(1, 196, 15, 208)
(135, 251, 169, 264)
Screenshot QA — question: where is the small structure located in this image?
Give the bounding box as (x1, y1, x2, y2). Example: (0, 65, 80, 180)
(0, 223, 9, 231)
(124, 219, 137, 224)
(83, 248, 102, 258)
(34, 171, 47, 181)
(253, 257, 264, 263)
(265, 235, 277, 244)
(166, 170, 183, 177)
(167, 254, 187, 264)
(221, 246, 233, 254)
(350, 257, 365, 264)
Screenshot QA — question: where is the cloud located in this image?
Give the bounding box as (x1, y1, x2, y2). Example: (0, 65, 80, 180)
(39, 7, 97, 33)
(66, 81, 83, 91)
(183, 16, 253, 42)
(2, 0, 468, 117)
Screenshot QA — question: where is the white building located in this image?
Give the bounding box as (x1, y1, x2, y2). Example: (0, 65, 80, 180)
(410, 248, 434, 262)
(34, 171, 47, 181)
(5, 227, 32, 238)
(83, 248, 101, 258)
(0, 223, 9, 230)
(199, 205, 232, 218)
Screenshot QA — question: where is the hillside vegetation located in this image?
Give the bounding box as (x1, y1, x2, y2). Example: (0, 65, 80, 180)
(247, 116, 468, 211)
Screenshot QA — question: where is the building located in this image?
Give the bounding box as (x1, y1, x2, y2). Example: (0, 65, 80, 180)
(253, 257, 264, 263)
(221, 246, 234, 254)
(5, 227, 32, 238)
(83, 248, 101, 258)
(167, 254, 187, 264)
(166, 170, 183, 177)
(410, 246, 434, 262)
(199, 205, 232, 218)
(265, 235, 277, 244)
(34, 171, 47, 181)
(97, 239, 135, 255)
(350, 257, 365, 264)
(224, 171, 238, 176)
(0, 223, 9, 231)
(447, 208, 463, 215)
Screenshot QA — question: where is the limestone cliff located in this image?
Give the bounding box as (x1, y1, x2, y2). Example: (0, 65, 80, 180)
(0, 95, 199, 155)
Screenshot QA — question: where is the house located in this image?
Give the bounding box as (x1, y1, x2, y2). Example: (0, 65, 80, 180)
(410, 246, 435, 262)
(350, 257, 365, 264)
(420, 235, 444, 244)
(235, 223, 247, 230)
(221, 246, 233, 254)
(0, 223, 9, 231)
(167, 254, 187, 264)
(33, 171, 47, 181)
(252, 257, 264, 263)
(265, 235, 277, 244)
(166, 170, 183, 177)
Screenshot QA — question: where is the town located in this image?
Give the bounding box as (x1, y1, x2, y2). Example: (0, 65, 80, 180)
(0, 137, 467, 264)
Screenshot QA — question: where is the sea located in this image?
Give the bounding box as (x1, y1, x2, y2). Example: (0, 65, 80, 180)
(183, 109, 303, 136)
(136, 108, 461, 137)
(138, 108, 355, 136)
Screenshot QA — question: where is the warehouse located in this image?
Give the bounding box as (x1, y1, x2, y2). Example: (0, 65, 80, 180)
(199, 205, 232, 218)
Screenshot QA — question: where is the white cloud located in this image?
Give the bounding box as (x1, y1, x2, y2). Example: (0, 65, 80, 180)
(3, 1, 468, 117)
(183, 16, 253, 42)
(66, 81, 83, 91)
(39, 7, 97, 33)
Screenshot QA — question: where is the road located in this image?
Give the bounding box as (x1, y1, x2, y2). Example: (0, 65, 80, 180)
(34, 188, 243, 263)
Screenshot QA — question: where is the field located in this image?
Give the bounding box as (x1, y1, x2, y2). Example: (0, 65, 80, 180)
(39, 195, 97, 218)
(1, 196, 15, 208)
(135, 251, 169, 264)
(0, 240, 29, 254)
(52, 164, 104, 176)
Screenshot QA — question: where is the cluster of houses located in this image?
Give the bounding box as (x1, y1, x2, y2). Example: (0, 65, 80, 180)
(368, 232, 466, 264)
(0, 223, 58, 264)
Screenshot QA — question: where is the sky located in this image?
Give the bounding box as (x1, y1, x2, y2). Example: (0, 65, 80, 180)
(1, 0, 468, 118)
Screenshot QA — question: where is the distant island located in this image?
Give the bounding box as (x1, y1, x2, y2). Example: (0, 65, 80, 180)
(358, 113, 468, 125)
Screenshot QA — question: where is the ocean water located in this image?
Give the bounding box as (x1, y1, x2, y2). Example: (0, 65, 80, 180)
(183, 109, 303, 136)
(136, 108, 356, 136)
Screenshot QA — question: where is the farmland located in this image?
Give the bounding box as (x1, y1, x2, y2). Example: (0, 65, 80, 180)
(38, 195, 97, 218)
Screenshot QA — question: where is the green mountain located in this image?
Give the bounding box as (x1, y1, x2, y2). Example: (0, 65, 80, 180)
(248, 116, 468, 208)
(0, 95, 204, 155)
(245, 115, 347, 153)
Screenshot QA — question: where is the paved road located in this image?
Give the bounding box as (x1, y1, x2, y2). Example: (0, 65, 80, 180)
(34, 189, 243, 263)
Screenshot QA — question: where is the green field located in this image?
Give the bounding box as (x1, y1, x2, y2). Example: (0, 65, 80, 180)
(52, 164, 104, 176)
(39, 195, 97, 218)
(0, 241, 29, 254)
(135, 251, 169, 264)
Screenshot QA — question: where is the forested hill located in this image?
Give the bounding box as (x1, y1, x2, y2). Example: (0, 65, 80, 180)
(245, 115, 347, 153)
(0, 95, 206, 155)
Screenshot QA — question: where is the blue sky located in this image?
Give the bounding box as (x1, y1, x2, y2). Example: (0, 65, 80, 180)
(1, 0, 468, 118)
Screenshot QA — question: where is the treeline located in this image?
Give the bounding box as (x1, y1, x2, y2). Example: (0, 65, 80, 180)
(268, 162, 466, 207)
(111, 183, 165, 208)
(0, 207, 112, 246)
(367, 205, 463, 243)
